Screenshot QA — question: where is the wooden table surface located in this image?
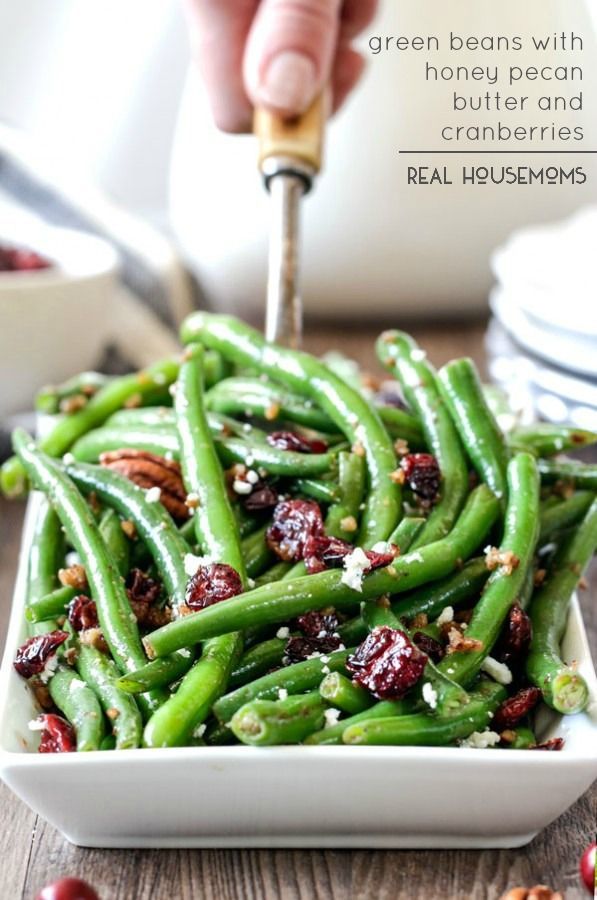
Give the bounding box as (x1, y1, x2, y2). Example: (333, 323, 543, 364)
(1, 321, 595, 900)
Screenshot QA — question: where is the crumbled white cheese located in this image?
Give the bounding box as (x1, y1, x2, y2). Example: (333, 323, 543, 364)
(168, 383, 177, 397)
(65, 551, 81, 567)
(184, 553, 212, 576)
(28, 718, 46, 732)
(422, 682, 438, 710)
(481, 656, 513, 686)
(179, 648, 192, 658)
(436, 605, 455, 627)
(276, 626, 290, 640)
(411, 348, 427, 361)
(165, 451, 174, 462)
(242, 423, 252, 433)
(340, 547, 370, 592)
(371, 540, 393, 555)
(246, 469, 259, 485)
(192, 723, 207, 739)
(459, 729, 501, 749)
(233, 479, 253, 495)
(306, 651, 323, 660)
(62, 452, 75, 465)
(245, 454, 255, 467)
(277, 688, 288, 701)
(323, 708, 341, 729)
(69, 678, 87, 692)
(409, 551, 424, 564)
(39, 654, 59, 684)
(320, 655, 330, 665)
(247, 578, 256, 589)
(145, 486, 161, 503)
(321, 665, 331, 675)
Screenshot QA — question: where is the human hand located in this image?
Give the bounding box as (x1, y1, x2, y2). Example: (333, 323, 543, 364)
(184, 0, 378, 132)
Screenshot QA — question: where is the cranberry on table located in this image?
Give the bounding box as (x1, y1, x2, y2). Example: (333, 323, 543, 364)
(36, 876, 100, 900)
(580, 842, 596, 893)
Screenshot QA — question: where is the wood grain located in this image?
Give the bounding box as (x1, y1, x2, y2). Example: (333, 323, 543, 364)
(1, 322, 595, 900)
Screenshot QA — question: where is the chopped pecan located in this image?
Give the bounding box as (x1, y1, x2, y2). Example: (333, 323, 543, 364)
(445, 627, 483, 654)
(79, 628, 109, 654)
(485, 546, 520, 575)
(58, 564, 88, 591)
(100, 449, 189, 520)
(500, 886, 563, 900)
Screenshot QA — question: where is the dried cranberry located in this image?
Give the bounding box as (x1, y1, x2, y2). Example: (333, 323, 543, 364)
(284, 634, 341, 664)
(34, 714, 76, 754)
(347, 626, 428, 700)
(266, 499, 324, 562)
(185, 563, 243, 611)
(497, 602, 532, 664)
(412, 631, 445, 662)
(243, 482, 279, 511)
(303, 534, 396, 576)
(266, 431, 328, 454)
(295, 610, 340, 638)
(67, 596, 98, 632)
(126, 568, 162, 606)
(492, 686, 542, 731)
(531, 737, 565, 751)
(13, 631, 68, 679)
(0, 244, 51, 272)
(36, 876, 100, 900)
(400, 453, 441, 502)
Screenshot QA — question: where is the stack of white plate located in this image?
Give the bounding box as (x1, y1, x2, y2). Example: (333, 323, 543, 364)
(486, 207, 597, 431)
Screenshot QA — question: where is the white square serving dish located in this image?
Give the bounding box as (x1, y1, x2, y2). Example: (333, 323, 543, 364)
(1, 494, 596, 849)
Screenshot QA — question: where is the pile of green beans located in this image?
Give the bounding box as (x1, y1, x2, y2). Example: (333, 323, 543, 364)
(8, 312, 596, 753)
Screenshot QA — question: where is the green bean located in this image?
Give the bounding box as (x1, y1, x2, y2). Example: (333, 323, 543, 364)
(437, 453, 540, 687)
(537, 458, 597, 490)
(26, 499, 64, 635)
(242, 524, 275, 578)
(388, 516, 426, 552)
(526, 496, 597, 714)
(48, 665, 104, 751)
(319, 672, 373, 715)
(26, 585, 78, 624)
(35, 371, 111, 414)
(255, 561, 293, 586)
(180, 313, 401, 546)
(143, 344, 248, 748)
(323, 451, 366, 541)
(512, 424, 597, 457)
(64, 461, 188, 610)
(228, 637, 287, 689)
(377, 331, 469, 548)
(98, 508, 130, 578)
(343, 680, 506, 745)
(213, 648, 352, 725)
(230, 691, 326, 746)
(293, 478, 339, 505)
(71, 424, 336, 477)
(438, 358, 509, 507)
(100, 734, 117, 751)
(2, 358, 179, 498)
(539, 491, 595, 544)
(13, 430, 163, 717)
(75, 641, 143, 749)
(391, 557, 489, 622)
(376, 407, 425, 448)
(305, 698, 415, 745)
(117, 649, 194, 694)
(143, 634, 242, 747)
(206, 377, 334, 432)
(144, 485, 499, 659)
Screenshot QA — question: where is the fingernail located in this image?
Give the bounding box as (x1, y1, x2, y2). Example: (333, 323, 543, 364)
(257, 51, 317, 114)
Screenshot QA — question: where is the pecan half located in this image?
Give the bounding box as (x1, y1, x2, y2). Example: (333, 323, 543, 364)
(500, 886, 563, 900)
(100, 449, 189, 520)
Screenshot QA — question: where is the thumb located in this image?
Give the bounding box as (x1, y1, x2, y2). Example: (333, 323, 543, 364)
(243, 0, 342, 117)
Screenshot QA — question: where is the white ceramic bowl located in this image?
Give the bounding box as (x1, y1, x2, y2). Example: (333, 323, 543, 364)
(0, 224, 118, 418)
(0, 494, 596, 849)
